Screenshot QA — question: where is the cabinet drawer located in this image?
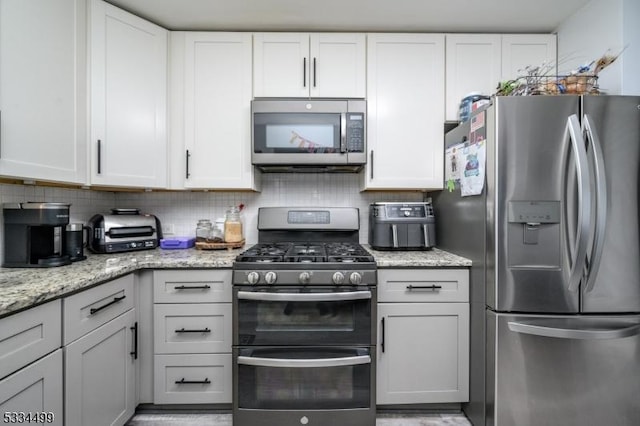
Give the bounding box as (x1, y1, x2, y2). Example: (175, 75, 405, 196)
(0, 349, 63, 425)
(63, 274, 135, 345)
(0, 300, 61, 380)
(154, 354, 232, 404)
(154, 304, 232, 354)
(378, 269, 469, 302)
(153, 270, 231, 303)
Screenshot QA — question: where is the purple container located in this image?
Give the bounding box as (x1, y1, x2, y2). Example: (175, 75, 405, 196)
(160, 237, 196, 249)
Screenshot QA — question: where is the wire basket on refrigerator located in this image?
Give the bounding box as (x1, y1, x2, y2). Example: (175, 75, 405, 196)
(496, 74, 599, 96)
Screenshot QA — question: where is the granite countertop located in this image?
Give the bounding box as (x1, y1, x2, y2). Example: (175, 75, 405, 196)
(0, 246, 470, 318)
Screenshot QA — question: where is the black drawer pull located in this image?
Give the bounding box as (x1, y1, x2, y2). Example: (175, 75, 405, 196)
(406, 285, 443, 291)
(174, 285, 211, 290)
(175, 327, 211, 333)
(90, 295, 126, 315)
(130, 322, 138, 359)
(175, 378, 211, 385)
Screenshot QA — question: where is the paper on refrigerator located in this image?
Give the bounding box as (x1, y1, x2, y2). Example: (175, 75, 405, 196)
(444, 111, 487, 196)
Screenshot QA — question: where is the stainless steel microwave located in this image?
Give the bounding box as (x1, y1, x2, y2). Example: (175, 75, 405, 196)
(251, 99, 366, 172)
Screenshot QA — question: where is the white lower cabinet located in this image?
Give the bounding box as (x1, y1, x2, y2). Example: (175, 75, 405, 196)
(0, 350, 63, 426)
(63, 274, 137, 426)
(65, 308, 137, 426)
(377, 269, 469, 405)
(153, 270, 233, 404)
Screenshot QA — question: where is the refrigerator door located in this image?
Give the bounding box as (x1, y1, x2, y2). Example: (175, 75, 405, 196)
(492, 96, 581, 313)
(487, 311, 640, 426)
(581, 96, 640, 313)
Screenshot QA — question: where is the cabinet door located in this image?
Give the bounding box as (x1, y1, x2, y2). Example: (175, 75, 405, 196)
(364, 34, 445, 190)
(501, 34, 557, 82)
(309, 33, 366, 98)
(0, 350, 63, 426)
(445, 34, 501, 121)
(0, 0, 87, 184)
(253, 33, 309, 98)
(377, 303, 469, 404)
(181, 32, 258, 190)
(65, 309, 136, 426)
(90, 0, 168, 188)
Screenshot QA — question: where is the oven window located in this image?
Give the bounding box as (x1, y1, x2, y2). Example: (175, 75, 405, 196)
(236, 287, 374, 346)
(237, 347, 371, 410)
(254, 113, 341, 154)
(256, 301, 354, 332)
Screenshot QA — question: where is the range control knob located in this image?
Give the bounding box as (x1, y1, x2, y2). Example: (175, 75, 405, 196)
(332, 272, 345, 285)
(349, 272, 363, 285)
(246, 271, 260, 285)
(299, 271, 311, 285)
(264, 271, 277, 285)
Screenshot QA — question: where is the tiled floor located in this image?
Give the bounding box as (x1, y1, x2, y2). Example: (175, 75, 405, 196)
(126, 413, 472, 425)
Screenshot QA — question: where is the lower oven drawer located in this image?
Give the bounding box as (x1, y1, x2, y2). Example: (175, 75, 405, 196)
(234, 346, 374, 410)
(154, 354, 232, 404)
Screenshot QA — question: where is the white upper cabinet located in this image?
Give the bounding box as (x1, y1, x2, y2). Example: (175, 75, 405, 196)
(170, 32, 259, 190)
(253, 33, 366, 98)
(501, 34, 557, 81)
(364, 33, 445, 190)
(445, 34, 501, 121)
(89, 0, 168, 188)
(0, 0, 87, 184)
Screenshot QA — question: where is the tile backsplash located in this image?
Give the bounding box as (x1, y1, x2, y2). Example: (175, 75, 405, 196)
(0, 174, 426, 261)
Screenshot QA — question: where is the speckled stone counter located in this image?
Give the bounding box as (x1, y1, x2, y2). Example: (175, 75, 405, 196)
(365, 246, 472, 268)
(0, 246, 471, 318)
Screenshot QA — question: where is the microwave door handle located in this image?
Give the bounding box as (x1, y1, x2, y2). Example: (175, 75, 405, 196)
(340, 113, 347, 153)
(237, 290, 372, 302)
(237, 355, 371, 368)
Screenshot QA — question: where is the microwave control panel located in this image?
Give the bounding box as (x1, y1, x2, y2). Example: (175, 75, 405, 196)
(346, 113, 365, 152)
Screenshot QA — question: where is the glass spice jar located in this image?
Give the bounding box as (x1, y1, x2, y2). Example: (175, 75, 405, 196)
(195, 219, 213, 242)
(224, 207, 244, 243)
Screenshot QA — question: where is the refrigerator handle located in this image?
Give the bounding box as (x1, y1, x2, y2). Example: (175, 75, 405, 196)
(565, 115, 592, 293)
(508, 321, 640, 340)
(582, 115, 607, 294)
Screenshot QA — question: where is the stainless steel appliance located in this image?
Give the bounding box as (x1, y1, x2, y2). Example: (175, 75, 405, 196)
(432, 95, 640, 426)
(368, 201, 436, 250)
(251, 99, 366, 172)
(64, 223, 89, 262)
(2, 202, 72, 268)
(87, 208, 162, 253)
(232, 207, 376, 426)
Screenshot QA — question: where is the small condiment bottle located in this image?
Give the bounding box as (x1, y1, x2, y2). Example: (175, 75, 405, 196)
(224, 207, 243, 243)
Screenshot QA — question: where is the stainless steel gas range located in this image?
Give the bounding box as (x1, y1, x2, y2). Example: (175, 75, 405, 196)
(232, 207, 377, 426)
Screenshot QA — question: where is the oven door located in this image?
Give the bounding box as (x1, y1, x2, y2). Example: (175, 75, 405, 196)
(234, 286, 375, 346)
(234, 346, 374, 411)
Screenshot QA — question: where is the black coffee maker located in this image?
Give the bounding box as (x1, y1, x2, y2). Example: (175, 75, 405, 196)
(2, 202, 72, 267)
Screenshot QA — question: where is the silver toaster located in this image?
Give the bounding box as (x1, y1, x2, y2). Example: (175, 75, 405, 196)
(87, 208, 162, 253)
(368, 201, 436, 250)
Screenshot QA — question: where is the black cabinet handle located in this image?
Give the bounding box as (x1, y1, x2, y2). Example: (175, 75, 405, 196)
(97, 139, 102, 174)
(313, 57, 317, 87)
(175, 327, 211, 333)
(370, 150, 374, 180)
(303, 57, 307, 88)
(90, 295, 126, 315)
(175, 378, 211, 385)
(130, 322, 138, 360)
(186, 149, 191, 179)
(381, 317, 385, 353)
(175, 285, 211, 290)
(406, 285, 443, 291)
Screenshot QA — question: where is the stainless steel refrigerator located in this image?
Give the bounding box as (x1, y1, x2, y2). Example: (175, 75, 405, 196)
(432, 96, 640, 426)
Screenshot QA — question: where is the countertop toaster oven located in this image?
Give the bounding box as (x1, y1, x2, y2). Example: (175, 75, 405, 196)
(87, 208, 162, 253)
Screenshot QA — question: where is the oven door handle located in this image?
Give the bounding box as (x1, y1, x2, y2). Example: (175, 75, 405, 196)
(237, 355, 371, 368)
(237, 290, 372, 302)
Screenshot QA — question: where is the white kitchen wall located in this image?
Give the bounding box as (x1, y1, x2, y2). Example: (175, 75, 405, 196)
(555, 0, 627, 95)
(0, 174, 425, 261)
